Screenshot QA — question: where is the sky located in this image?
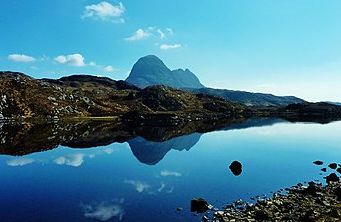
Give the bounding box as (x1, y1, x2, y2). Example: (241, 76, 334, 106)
(1, 0, 341, 102)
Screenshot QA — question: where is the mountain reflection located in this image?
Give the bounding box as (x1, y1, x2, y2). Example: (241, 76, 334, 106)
(128, 133, 201, 165)
(0, 117, 337, 165)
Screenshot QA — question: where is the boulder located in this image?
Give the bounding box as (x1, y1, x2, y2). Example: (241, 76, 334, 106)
(325, 173, 339, 183)
(191, 198, 210, 213)
(301, 182, 322, 196)
(328, 163, 338, 170)
(229, 161, 242, 176)
(334, 187, 341, 201)
(313, 160, 323, 165)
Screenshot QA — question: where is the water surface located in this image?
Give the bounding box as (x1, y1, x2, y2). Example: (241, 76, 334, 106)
(0, 119, 340, 221)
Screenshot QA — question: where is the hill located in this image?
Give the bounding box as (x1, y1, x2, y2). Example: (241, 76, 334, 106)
(0, 71, 249, 121)
(188, 87, 305, 106)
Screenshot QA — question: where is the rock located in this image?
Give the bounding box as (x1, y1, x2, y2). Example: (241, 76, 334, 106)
(191, 198, 210, 213)
(301, 209, 318, 222)
(334, 187, 341, 201)
(313, 160, 323, 165)
(214, 211, 224, 218)
(329, 209, 340, 218)
(337, 168, 341, 174)
(254, 210, 269, 221)
(202, 215, 209, 222)
(301, 182, 322, 196)
(229, 161, 242, 176)
(321, 168, 327, 172)
(328, 163, 338, 169)
(325, 173, 339, 183)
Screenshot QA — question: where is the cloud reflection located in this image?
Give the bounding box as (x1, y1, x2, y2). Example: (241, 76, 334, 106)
(82, 201, 124, 221)
(157, 182, 166, 192)
(124, 180, 151, 193)
(160, 170, 182, 177)
(7, 157, 35, 166)
(54, 153, 85, 167)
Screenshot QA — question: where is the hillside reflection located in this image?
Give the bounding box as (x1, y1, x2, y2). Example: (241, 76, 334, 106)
(0, 117, 337, 165)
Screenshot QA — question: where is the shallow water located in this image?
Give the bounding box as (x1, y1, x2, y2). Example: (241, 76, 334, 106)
(0, 119, 340, 221)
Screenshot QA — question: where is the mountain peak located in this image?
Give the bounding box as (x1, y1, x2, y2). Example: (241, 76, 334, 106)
(140, 54, 163, 61)
(126, 55, 205, 89)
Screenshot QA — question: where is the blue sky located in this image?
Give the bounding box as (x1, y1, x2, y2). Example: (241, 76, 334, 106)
(1, 0, 341, 102)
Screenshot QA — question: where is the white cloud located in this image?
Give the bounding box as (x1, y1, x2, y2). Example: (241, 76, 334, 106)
(7, 157, 35, 166)
(157, 29, 165, 39)
(89, 61, 97, 66)
(125, 27, 174, 41)
(157, 28, 174, 39)
(160, 170, 182, 177)
(54, 54, 86, 67)
(124, 180, 150, 193)
(8, 54, 36, 62)
(160, 44, 182, 50)
(124, 29, 151, 41)
(54, 153, 85, 167)
(166, 28, 174, 35)
(82, 202, 124, 221)
(54, 54, 116, 72)
(104, 65, 114, 72)
(82, 1, 125, 22)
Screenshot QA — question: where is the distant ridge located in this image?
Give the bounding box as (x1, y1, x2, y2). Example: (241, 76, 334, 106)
(126, 55, 305, 106)
(187, 87, 305, 107)
(324, 101, 341, 106)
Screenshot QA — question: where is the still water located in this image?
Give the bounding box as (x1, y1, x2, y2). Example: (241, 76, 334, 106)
(0, 119, 340, 221)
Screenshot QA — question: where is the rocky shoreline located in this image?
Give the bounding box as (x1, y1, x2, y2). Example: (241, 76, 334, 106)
(190, 161, 341, 222)
(209, 181, 340, 222)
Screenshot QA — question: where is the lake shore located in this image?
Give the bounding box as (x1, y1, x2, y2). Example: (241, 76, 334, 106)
(209, 179, 341, 221)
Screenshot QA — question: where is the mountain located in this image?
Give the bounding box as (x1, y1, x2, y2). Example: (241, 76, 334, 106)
(187, 88, 305, 106)
(126, 55, 305, 106)
(125, 55, 205, 89)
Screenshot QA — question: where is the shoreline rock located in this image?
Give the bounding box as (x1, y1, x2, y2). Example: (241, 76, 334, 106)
(205, 161, 341, 222)
(209, 181, 341, 221)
